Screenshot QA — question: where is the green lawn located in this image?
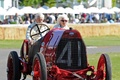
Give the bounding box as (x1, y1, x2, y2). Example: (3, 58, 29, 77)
(83, 35, 120, 46)
(0, 40, 23, 48)
(88, 53, 120, 80)
(0, 35, 120, 48)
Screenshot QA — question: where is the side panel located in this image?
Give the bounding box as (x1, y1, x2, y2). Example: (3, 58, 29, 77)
(41, 29, 65, 65)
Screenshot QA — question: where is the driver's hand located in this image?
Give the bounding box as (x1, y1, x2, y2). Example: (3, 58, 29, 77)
(30, 40, 34, 45)
(28, 39, 34, 45)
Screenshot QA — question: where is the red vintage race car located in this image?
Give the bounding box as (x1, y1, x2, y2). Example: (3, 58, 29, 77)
(7, 23, 112, 80)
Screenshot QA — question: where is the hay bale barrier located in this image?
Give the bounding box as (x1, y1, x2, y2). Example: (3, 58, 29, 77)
(0, 23, 120, 40)
(0, 24, 28, 40)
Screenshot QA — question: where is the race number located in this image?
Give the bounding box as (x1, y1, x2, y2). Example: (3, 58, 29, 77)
(56, 41, 81, 67)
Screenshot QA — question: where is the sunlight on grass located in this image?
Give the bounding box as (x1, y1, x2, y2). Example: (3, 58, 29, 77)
(83, 35, 120, 46)
(0, 35, 120, 48)
(0, 40, 23, 48)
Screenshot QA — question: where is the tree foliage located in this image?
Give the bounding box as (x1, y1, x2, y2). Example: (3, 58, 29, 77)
(19, 0, 84, 8)
(77, 0, 81, 3)
(20, 0, 117, 8)
(45, 0, 56, 7)
(19, 0, 56, 7)
(112, 0, 116, 7)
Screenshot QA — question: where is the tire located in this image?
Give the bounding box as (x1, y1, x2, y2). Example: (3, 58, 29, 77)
(32, 53, 47, 80)
(7, 51, 21, 80)
(96, 54, 112, 80)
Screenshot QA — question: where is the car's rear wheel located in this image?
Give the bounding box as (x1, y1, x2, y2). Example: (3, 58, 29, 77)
(7, 51, 21, 80)
(32, 53, 47, 80)
(95, 54, 112, 80)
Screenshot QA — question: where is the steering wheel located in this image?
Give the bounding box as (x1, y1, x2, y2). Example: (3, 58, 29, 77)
(30, 23, 50, 40)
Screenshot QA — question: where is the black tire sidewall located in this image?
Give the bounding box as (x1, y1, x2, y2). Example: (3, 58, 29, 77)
(104, 54, 112, 80)
(7, 51, 21, 80)
(33, 53, 47, 80)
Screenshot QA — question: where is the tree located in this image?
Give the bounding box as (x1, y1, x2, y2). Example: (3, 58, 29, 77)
(19, 0, 56, 7)
(44, 0, 56, 7)
(112, 0, 116, 7)
(19, 0, 87, 8)
(77, 0, 81, 3)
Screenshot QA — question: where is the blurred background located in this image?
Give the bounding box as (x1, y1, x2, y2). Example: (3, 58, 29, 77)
(0, 0, 120, 24)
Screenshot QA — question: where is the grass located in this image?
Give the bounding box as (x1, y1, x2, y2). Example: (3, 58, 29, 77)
(0, 40, 23, 49)
(83, 35, 120, 46)
(87, 53, 120, 80)
(0, 35, 120, 48)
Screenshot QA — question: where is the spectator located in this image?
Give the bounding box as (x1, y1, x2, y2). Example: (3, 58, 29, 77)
(80, 17, 85, 23)
(24, 17, 31, 24)
(22, 13, 29, 21)
(54, 13, 58, 22)
(3, 16, 8, 24)
(0, 20, 2, 24)
(73, 18, 79, 24)
(13, 13, 23, 24)
(81, 13, 87, 19)
(50, 14, 56, 24)
(116, 17, 120, 22)
(108, 18, 114, 23)
(8, 15, 15, 24)
(45, 14, 52, 23)
(102, 17, 110, 23)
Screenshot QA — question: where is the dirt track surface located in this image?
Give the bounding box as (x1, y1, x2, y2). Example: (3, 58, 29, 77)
(0, 46, 120, 80)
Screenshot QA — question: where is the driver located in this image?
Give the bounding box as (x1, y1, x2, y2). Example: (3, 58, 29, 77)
(26, 13, 48, 44)
(21, 13, 48, 65)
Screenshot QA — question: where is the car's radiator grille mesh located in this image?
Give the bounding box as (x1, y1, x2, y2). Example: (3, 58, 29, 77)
(55, 38, 87, 70)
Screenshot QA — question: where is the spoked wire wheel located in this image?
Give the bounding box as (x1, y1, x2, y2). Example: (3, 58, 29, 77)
(32, 53, 47, 80)
(7, 51, 21, 80)
(96, 54, 112, 80)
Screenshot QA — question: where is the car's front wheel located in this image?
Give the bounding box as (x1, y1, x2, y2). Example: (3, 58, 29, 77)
(95, 54, 112, 80)
(32, 53, 47, 80)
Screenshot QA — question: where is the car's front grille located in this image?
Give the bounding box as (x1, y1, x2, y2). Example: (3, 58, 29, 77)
(55, 38, 87, 70)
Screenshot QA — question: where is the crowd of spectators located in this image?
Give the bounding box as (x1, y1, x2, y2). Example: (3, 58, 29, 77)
(1, 12, 120, 24)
